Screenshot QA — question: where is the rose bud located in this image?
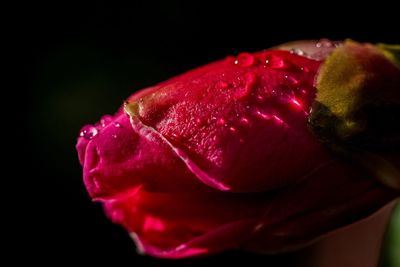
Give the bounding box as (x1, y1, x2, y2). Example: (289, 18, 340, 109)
(76, 39, 400, 258)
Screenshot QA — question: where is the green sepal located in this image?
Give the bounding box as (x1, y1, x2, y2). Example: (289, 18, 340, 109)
(377, 43, 400, 69)
(309, 40, 400, 190)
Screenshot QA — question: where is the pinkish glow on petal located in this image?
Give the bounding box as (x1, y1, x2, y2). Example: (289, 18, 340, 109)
(143, 216, 166, 232)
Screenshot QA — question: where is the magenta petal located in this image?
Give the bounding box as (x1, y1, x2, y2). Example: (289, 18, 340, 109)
(102, 186, 273, 258)
(77, 112, 208, 199)
(76, 137, 89, 166)
(136, 220, 256, 259)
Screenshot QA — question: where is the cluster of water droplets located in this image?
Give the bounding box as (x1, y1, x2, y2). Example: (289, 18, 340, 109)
(213, 48, 318, 139)
(79, 125, 99, 140)
(287, 38, 341, 60)
(79, 114, 122, 140)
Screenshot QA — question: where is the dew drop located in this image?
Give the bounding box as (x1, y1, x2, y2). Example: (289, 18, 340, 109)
(234, 53, 256, 67)
(316, 38, 334, 48)
(114, 122, 121, 128)
(229, 126, 237, 133)
(100, 115, 113, 127)
(264, 54, 288, 69)
(79, 125, 98, 140)
(235, 72, 258, 100)
(112, 134, 118, 139)
(290, 48, 306, 56)
(300, 66, 309, 73)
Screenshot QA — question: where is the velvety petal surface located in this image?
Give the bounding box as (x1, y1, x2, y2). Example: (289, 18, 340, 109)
(125, 51, 332, 192)
(77, 111, 209, 199)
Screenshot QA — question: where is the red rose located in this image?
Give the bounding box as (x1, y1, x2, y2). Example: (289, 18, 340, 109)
(76, 40, 400, 258)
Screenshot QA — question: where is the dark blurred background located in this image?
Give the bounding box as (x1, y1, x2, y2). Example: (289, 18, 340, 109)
(19, 0, 399, 265)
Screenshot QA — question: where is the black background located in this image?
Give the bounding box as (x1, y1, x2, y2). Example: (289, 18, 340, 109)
(18, 1, 399, 265)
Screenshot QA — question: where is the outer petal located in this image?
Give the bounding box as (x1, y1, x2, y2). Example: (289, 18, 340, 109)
(243, 161, 397, 253)
(102, 160, 397, 258)
(103, 187, 271, 258)
(125, 51, 332, 192)
(77, 111, 208, 199)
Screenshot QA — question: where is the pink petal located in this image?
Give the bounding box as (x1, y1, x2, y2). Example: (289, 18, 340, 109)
(77, 112, 209, 199)
(103, 186, 271, 257)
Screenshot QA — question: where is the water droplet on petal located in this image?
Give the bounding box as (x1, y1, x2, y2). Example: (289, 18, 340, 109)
(100, 115, 113, 127)
(301, 66, 309, 73)
(114, 122, 121, 128)
(290, 48, 306, 56)
(316, 38, 334, 48)
(229, 126, 237, 133)
(112, 134, 118, 139)
(309, 39, 342, 60)
(234, 53, 256, 67)
(235, 72, 258, 100)
(264, 54, 288, 69)
(79, 125, 98, 140)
